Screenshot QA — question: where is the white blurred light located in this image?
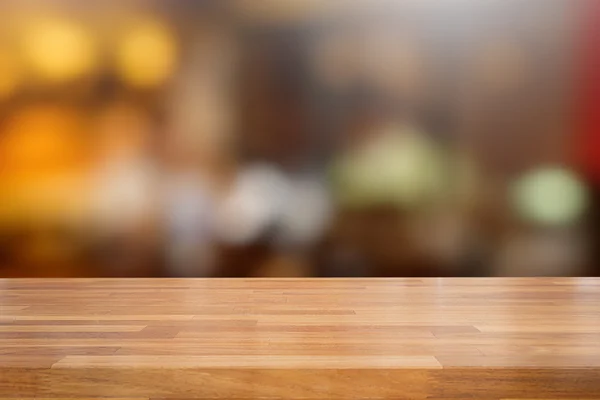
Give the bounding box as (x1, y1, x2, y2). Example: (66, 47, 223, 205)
(217, 165, 289, 244)
(92, 159, 157, 230)
(278, 177, 332, 247)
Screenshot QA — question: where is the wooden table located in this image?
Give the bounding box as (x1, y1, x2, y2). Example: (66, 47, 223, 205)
(1, 278, 600, 399)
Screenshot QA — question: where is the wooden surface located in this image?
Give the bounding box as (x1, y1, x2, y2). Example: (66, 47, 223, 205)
(1, 278, 600, 399)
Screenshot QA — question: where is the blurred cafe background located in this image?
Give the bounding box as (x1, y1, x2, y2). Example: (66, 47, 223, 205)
(0, 0, 599, 278)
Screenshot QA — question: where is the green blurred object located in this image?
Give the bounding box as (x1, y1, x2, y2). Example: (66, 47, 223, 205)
(331, 125, 446, 209)
(512, 167, 589, 226)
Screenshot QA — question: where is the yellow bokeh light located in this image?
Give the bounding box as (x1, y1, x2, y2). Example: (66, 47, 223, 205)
(21, 17, 96, 83)
(115, 19, 178, 88)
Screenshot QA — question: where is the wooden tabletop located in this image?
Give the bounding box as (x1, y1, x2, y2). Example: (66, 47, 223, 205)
(1, 278, 600, 399)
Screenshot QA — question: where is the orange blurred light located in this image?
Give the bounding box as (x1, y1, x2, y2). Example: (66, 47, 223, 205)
(0, 106, 87, 180)
(0, 106, 90, 221)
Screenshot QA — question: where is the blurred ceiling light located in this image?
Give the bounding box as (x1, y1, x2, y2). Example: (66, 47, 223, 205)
(511, 167, 589, 226)
(115, 18, 178, 88)
(21, 17, 96, 83)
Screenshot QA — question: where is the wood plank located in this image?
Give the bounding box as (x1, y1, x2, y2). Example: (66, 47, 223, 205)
(0, 325, 146, 332)
(52, 354, 442, 369)
(0, 278, 599, 398)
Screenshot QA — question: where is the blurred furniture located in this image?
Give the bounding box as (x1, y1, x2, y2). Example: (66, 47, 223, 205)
(1, 278, 599, 398)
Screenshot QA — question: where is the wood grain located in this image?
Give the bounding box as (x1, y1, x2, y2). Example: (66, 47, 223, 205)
(0, 278, 599, 399)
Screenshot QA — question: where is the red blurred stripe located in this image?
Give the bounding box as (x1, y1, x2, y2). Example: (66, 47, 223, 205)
(579, 0, 600, 183)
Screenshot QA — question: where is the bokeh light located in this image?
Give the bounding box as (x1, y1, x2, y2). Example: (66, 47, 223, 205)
(20, 17, 96, 83)
(0, 106, 86, 179)
(332, 125, 446, 208)
(0, 106, 89, 221)
(115, 18, 178, 88)
(218, 165, 289, 245)
(512, 167, 589, 226)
